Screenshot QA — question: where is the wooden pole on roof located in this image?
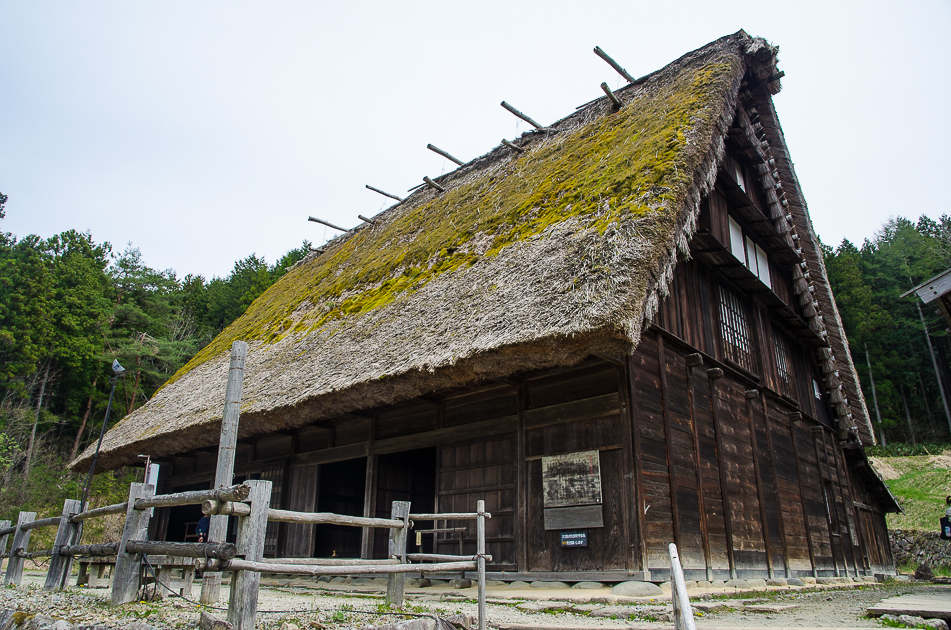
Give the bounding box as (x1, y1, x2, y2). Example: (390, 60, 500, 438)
(500, 101, 543, 130)
(201, 341, 247, 605)
(423, 176, 445, 193)
(600, 82, 623, 109)
(593, 46, 637, 83)
(365, 185, 403, 202)
(426, 144, 464, 166)
(308, 216, 348, 232)
(358, 215, 376, 225)
(501, 139, 524, 153)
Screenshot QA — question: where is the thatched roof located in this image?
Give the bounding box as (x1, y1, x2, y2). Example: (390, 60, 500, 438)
(72, 31, 874, 473)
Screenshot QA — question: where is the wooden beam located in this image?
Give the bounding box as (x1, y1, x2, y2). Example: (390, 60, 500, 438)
(501, 139, 524, 153)
(600, 82, 622, 109)
(366, 185, 403, 202)
(500, 101, 543, 129)
(707, 372, 737, 579)
(744, 390, 775, 579)
(593, 46, 638, 83)
(656, 336, 682, 556)
(308, 216, 348, 232)
(426, 144, 464, 166)
(788, 421, 818, 578)
(760, 395, 791, 578)
(685, 360, 712, 581)
(358, 215, 376, 225)
(625, 354, 649, 575)
(423, 176, 445, 193)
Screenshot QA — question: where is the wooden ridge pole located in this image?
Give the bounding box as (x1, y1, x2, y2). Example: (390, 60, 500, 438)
(203, 340, 248, 605)
(501, 139, 524, 153)
(426, 144, 464, 166)
(600, 82, 623, 109)
(500, 102, 543, 130)
(308, 216, 348, 232)
(593, 46, 638, 83)
(365, 185, 403, 202)
(422, 176, 445, 193)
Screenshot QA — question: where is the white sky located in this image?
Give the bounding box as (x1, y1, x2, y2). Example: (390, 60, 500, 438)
(1, 1, 948, 279)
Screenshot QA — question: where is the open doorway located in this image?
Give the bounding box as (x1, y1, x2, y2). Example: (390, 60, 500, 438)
(164, 481, 209, 542)
(373, 448, 437, 559)
(313, 458, 367, 558)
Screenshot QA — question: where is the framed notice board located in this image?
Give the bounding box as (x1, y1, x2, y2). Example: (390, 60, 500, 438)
(541, 450, 604, 530)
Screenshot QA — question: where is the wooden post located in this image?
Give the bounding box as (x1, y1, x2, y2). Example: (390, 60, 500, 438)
(760, 396, 791, 578)
(811, 427, 840, 577)
(600, 82, 622, 109)
(426, 144, 464, 166)
(657, 337, 682, 556)
(684, 357, 712, 581)
(307, 216, 348, 232)
(744, 391, 774, 579)
(112, 483, 154, 605)
(44, 499, 82, 591)
(4, 512, 35, 586)
(707, 368, 736, 579)
(626, 355, 649, 576)
(668, 543, 697, 630)
(0, 520, 10, 580)
(203, 340, 248, 605)
(788, 419, 818, 578)
(386, 501, 411, 607)
(477, 500, 487, 630)
(228, 479, 272, 630)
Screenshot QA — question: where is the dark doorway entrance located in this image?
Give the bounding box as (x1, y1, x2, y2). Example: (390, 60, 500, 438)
(164, 482, 209, 542)
(313, 458, 367, 558)
(373, 448, 437, 558)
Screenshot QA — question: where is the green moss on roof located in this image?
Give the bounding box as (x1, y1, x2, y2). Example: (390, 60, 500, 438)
(164, 51, 741, 389)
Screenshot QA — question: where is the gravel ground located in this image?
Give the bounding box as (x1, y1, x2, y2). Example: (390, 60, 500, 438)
(1, 570, 948, 629)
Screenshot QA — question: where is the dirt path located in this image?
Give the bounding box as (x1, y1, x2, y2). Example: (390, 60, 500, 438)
(1, 571, 948, 629)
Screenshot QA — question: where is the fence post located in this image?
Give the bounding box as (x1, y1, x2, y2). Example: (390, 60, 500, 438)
(202, 340, 248, 605)
(668, 543, 696, 630)
(477, 500, 487, 630)
(386, 501, 411, 608)
(228, 479, 271, 630)
(0, 520, 10, 581)
(44, 499, 82, 591)
(112, 483, 154, 605)
(4, 512, 36, 587)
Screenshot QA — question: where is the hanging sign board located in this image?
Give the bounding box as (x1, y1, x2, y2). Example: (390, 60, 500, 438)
(542, 450, 602, 508)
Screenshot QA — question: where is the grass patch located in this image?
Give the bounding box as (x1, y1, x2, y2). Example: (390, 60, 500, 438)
(868, 452, 951, 530)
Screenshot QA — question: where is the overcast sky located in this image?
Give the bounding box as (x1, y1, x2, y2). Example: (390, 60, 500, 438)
(1, 1, 948, 279)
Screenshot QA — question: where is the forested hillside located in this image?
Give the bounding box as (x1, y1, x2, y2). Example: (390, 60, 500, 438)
(0, 190, 309, 532)
(825, 215, 951, 447)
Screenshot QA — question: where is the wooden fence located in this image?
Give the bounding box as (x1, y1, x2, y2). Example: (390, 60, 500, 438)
(0, 481, 490, 630)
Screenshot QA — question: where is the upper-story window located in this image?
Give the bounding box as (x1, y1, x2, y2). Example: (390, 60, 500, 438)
(774, 326, 793, 398)
(729, 216, 772, 288)
(718, 281, 756, 374)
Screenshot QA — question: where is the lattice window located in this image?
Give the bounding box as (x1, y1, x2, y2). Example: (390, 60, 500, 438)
(260, 463, 284, 556)
(774, 327, 793, 398)
(719, 282, 756, 373)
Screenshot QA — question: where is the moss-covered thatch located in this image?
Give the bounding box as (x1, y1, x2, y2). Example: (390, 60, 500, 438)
(73, 31, 866, 472)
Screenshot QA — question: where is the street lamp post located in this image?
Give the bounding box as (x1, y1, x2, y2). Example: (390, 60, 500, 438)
(78, 359, 126, 512)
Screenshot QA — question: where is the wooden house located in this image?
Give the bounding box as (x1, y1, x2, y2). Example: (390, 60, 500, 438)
(72, 31, 899, 582)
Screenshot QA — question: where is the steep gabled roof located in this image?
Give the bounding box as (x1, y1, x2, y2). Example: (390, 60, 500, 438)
(73, 31, 871, 472)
